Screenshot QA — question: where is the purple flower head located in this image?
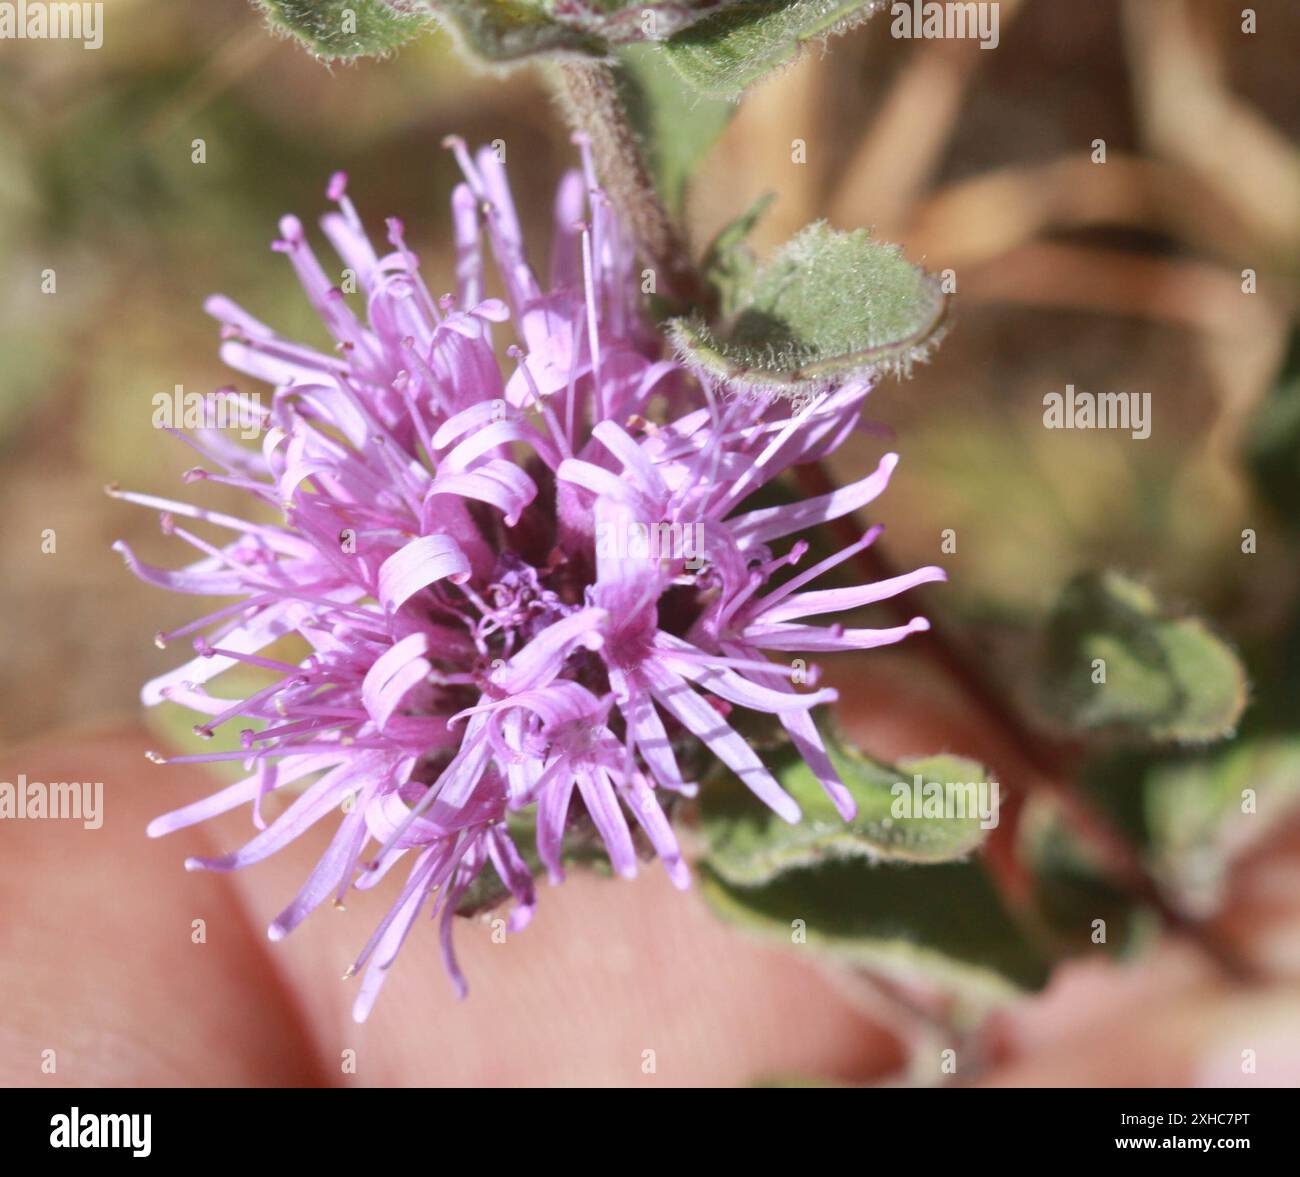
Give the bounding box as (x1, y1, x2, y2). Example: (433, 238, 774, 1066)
(115, 137, 942, 1020)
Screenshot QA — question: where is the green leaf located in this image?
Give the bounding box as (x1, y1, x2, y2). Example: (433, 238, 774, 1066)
(702, 734, 993, 886)
(669, 221, 948, 395)
(254, 0, 434, 60)
(663, 0, 885, 99)
(255, 0, 875, 74)
(702, 858, 1050, 1008)
(1244, 324, 1300, 531)
(423, 0, 605, 62)
(700, 191, 775, 317)
(1042, 571, 1248, 744)
(1145, 737, 1300, 908)
(697, 729, 1041, 1009)
(414, 2, 755, 66)
(615, 43, 735, 220)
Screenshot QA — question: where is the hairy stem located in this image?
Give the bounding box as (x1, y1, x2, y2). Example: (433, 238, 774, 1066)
(554, 58, 711, 309)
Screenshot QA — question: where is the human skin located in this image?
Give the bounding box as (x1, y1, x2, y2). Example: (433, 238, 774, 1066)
(3, 684, 1299, 1088)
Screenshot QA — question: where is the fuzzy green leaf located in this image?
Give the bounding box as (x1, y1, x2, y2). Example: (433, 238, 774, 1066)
(670, 221, 947, 395)
(663, 0, 885, 98)
(423, 0, 605, 61)
(698, 730, 1040, 1009)
(412, 1, 750, 65)
(700, 191, 775, 317)
(1042, 571, 1248, 744)
(702, 735, 992, 886)
(255, 0, 434, 60)
(702, 857, 1050, 1008)
(1145, 738, 1300, 909)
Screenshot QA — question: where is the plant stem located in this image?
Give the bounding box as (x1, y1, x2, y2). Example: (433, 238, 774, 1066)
(554, 58, 712, 309)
